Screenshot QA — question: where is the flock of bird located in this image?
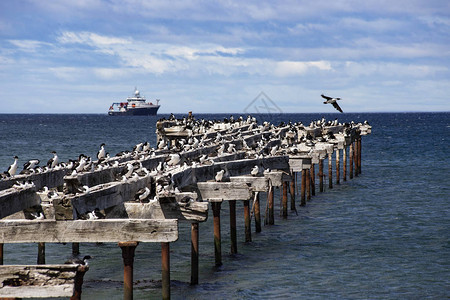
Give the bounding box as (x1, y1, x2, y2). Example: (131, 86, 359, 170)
(1, 114, 369, 220)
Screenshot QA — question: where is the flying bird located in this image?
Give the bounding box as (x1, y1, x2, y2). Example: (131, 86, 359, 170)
(321, 94, 343, 113)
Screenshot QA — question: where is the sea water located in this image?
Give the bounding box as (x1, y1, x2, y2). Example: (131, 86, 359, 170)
(0, 112, 448, 299)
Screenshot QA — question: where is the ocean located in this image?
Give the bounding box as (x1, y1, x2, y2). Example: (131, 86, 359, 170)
(0, 112, 449, 299)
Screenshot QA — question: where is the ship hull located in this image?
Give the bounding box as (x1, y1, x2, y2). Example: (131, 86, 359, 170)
(108, 106, 160, 116)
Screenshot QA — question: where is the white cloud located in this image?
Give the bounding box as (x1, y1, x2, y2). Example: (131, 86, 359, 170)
(274, 61, 332, 77)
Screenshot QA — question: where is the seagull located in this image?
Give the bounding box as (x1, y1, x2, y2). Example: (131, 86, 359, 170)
(30, 212, 45, 220)
(251, 165, 259, 176)
(47, 151, 59, 169)
(97, 143, 106, 160)
(7, 156, 19, 177)
(321, 94, 343, 113)
(215, 169, 225, 182)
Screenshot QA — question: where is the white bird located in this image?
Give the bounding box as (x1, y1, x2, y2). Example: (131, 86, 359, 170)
(7, 156, 19, 177)
(75, 157, 87, 173)
(270, 145, 278, 156)
(47, 151, 59, 169)
(251, 165, 259, 176)
(199, 154, 208, 164)
(215, 169, 225, 182)
(158, 139, 166, 150)
(133, 142, 143, 152)
(30, 212, 44, 220)
(167, 153, 181, 166)
(135, 187, 151, 203)
(97, 143, 106, 160)
(227, 143, 236, 153)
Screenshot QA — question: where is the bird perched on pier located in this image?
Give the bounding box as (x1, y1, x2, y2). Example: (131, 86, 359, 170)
(251, 165, 259, 176)
(47, 151, 59, 169)
(7, 156, 19, 177)
(167, 153, 181, 166)
(321, 94, 343, 113)
(215, 169, 225, 182)
(65, 255, 92, 266)
(23, 159, 40, 171)
(135, 187, 151, 203)
(97, 143, 106, 161)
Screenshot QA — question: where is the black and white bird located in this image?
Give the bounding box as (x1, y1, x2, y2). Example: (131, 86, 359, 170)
(167, 153, 181, 166)
(23, 159, 40, 171)
(97, 143, 106, 161)
(135, 187, 151, 203)
(65, 255, 92, 266)
(321, 94, 343, 113)
(7, 156, 19, 177)
(47, 151, 59, 169)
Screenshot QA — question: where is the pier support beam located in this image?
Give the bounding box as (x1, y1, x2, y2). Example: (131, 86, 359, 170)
(349, 143, 354, 179)
(319, 159, 324, 192)
(343, 146, 347, 181)
(190, 223, 199, 285)
(212, 202, 222, 266)
(268, 186, 274, 225)
(282, 182, 288, 219)
(72, 243, 80, 256)
(37, 242, 45, 265)
(310, 164, 316, 196)
(300, 170, 306, 206)
(290, 173, 296, 211)
(328, 153, 333, 189)
(0, 243, 4, 265)
(354, 140, 359, 177)
(119, 241, 138, 300)
(358, 137, 362, 174)
(244, 200, 252, 242)
(254, 193, 261, 233)
(229, 201, 237, 254)
(306, 169, 311, 201)
(70, 265, 88, 300)
(336, 149, 340, 185)
(161, 242, 170, 300)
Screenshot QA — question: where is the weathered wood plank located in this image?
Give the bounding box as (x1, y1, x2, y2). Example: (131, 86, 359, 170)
(0, 219, 178, 243)
(106, 199, 208, 222)
(0, 169, 66, 192)
(229, 176, 269, 192)
(264, 171, 292, 187)
(288, 156, 312, 171)
(0, 187, 40, 219)
(196, 182, 252, 201)
(0, 264, 83, 298)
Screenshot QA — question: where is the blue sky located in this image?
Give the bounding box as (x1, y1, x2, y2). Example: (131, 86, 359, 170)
(0, 0, 449, 113)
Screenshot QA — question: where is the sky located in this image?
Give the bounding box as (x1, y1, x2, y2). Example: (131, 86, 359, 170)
(0, 0, 449, 114)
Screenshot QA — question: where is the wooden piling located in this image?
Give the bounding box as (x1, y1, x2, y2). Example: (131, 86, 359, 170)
(70, 265, 88, 300)
(282, 182, 288, 219)
(37, 242, 45, 265)
(354, 140, 359, 176)
(212, 202, 222, 266)
(343, 146, 347, 181)
(310, 164, 316, 196)
(328, 153, 333, 189)
(349, 143, 354, 179)
(268, 185, 274, 225)
(300, 169, 306, 206)
(306, 169, 311, 201)
(319, 159, 324, 192)
(358, 137, 362, 174)
(118, 241, 138, 300)
(0, 243, 3, 265)
(190, 223, 199, 285)
(243, 200, 252, 242)
(254, 193, 261, 233)
(72, 243, 80, 256)
(229, 201, 237, 254)
(290, 173, 296, 210)
(336, 149, 340, 185)
(161, 242, 171, 300)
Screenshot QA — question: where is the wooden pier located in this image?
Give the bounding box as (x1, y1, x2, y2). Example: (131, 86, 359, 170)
(0, 115, 371, 299)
